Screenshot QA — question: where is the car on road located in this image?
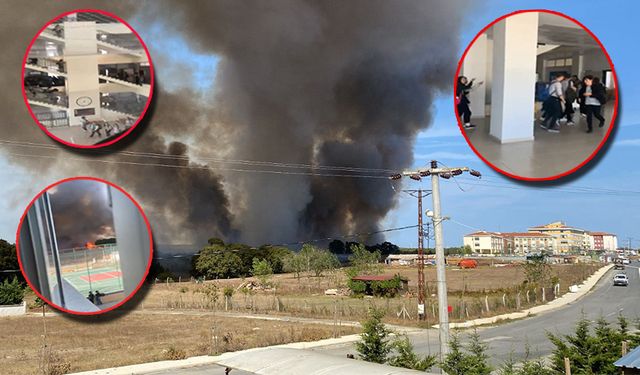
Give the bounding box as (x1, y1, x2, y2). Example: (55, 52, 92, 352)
(622, 258, 631, 265)
(613, 273, 629, 287)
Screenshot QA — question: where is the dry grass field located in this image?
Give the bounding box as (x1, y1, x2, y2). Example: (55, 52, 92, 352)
(141, 262, 601, 325)
(0, 309, 357, 375)
(3, 262, 601, 374)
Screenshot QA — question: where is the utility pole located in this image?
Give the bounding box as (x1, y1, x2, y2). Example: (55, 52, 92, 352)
(390, 160, 481, 358)
(403, 189, 432, 320)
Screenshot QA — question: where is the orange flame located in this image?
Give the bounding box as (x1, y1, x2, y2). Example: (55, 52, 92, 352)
(85, 242, 96, 249)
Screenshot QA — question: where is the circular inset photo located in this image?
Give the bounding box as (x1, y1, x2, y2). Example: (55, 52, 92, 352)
(455, 10, 617, 180)
(16, 177, 152, 314)
(22, 10, 154, 148)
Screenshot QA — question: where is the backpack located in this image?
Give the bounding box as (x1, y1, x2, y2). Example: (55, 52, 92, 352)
(535, 82, 550, 102)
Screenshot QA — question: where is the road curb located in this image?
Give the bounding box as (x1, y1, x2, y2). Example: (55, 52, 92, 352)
(436, 263, 614, 329)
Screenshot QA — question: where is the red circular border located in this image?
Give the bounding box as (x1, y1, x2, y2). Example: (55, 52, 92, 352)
(21, 8, 155, 149)
(453, 9, 619, 181)
(15, 176, 154, 315)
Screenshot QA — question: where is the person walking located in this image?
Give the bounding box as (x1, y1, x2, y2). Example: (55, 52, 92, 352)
(89, 122, 103, 138)
(540, 73, 566, 133)
(456, 76, 483, 129)
(579, 75, 606, 133)
(562, 74, 578, 126)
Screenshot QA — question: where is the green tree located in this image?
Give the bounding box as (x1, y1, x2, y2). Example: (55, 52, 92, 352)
(207, 238, 225, 246)
(0, 240, 19, 282)
(349, 244, 381, 275)
(387, 335, 437, 371)
(310, 250, 340, 277)
(0, 276, 24, 305)
(356, 307, 392, 364)
(522, 254, 551, 287)
(463, 244, 473, 255)
(252, 258, 273, 286)
(262, 245, 292, 274)
(194, 246, 244, 279)
(283, 252, 306, 280)
(547, 313, 640, 375)
(441, 331, 492, 375)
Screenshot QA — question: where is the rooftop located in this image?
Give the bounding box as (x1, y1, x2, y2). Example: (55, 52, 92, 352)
(615, 345, 640, 369)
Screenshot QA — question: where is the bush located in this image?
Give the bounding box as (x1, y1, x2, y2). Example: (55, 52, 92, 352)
(371, 275, 403, 298)
(441, 330, 492, 375)
(347, 279, 366, 296)
(223, 286, 234, 297)
(163, 346, 187, 360)
(0, 276, 24, 305)
(388, 335, 437, 371)
(252, 258, 273, 286)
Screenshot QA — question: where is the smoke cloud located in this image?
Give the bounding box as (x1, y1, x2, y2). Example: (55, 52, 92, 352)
(1, 0, 469, 247)
(48, 180, 115, 249)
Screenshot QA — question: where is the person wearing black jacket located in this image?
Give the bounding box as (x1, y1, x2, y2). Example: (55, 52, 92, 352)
(578, 75, 606, 133)
(456, 76, 483, 129)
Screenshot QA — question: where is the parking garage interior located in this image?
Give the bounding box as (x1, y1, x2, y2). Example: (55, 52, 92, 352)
(460, 12, 616, 178)
(24, 11, 151, 145)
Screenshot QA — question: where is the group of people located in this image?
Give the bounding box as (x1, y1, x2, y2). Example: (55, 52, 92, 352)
(87, 290, 105, 305)
(80, 116, 134, 138)
(455, 73, 609, 134)
(539, 72, 607, 134)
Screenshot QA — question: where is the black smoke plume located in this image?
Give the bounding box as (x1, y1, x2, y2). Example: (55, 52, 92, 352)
(1, 0, 469, 246)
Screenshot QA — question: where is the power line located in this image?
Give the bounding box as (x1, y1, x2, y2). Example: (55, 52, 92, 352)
(4, 139, 640, 195)
(0, 139, 396, 174)
(4, 152, 390, 179)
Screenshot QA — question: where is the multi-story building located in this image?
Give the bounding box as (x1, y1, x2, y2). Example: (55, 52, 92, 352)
(502, 232, 555, 255)
(528, 221, 588, 253)
(587, 232, 618, 252)
(463, 222, 618, 255)
(463, 231, 504, 255)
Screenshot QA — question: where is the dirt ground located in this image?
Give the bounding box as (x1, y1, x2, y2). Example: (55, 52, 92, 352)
(0, 309, 357, 375)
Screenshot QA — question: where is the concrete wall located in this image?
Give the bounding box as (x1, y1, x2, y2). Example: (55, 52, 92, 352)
(0, 302, 27, 316)
(462, 34, 487, 118)
(582, 48, 610, 77)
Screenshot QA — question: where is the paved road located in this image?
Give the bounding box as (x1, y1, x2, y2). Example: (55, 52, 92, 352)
(145, 263, 639, 373)
(314, 262, 640, 365)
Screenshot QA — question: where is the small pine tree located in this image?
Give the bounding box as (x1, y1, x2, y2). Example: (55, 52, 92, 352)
(387, 335, 437, 371)
(356, 307, 391, 364)
(0, 276, 24, 305)
(441, 330, 492, 375)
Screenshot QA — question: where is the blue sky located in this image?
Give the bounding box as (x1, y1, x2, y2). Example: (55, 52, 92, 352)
(2, 0, 638, 249)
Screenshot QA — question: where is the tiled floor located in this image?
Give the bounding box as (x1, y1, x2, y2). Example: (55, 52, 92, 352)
(49, 125, 124, 145)
(463, 103, 614, 179)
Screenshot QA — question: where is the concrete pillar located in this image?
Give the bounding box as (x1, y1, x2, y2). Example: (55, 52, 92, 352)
(462, 33, 487, 118)
(489, 13, 539, 143)
(111, 186, 150, 297)
(64, 21, 101, 126)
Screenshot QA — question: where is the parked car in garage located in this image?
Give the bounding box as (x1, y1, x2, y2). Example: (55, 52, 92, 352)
(613, 273, 629, 287)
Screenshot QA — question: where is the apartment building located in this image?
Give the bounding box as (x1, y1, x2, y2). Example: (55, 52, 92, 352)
(463, 222, 617, 255)
(463, 231, 504, 255)
(528, 221, 588, 253)
(587, 232, 618, 251)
